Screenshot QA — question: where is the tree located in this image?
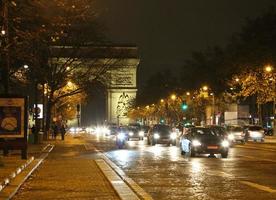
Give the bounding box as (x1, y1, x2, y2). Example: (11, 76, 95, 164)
(1, 1, 120, 137)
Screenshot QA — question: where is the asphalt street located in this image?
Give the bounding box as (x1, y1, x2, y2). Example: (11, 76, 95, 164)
(86, 134, 276, 200)
(10, 133, 276, 200)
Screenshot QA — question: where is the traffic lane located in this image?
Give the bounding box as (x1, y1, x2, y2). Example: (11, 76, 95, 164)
(101, 139, 276, 200)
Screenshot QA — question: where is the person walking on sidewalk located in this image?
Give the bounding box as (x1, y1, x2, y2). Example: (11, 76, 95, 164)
(61, 125, 66, 140)
(53, 124, 58, 139)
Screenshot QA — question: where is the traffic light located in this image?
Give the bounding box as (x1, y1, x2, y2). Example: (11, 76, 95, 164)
(181, 102, 188, 111)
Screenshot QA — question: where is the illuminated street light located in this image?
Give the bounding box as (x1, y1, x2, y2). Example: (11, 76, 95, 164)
(1, 30, 6, 35)
(23, 64, 29, 69)
(171, 94, 176, 101)
(202, 86, 208, 91)
(235, 78, 240, 82)
(146, 105, 150, 110)
(66, 66, 70, 70)
(160, 99, 164, 103)
(265, 65, 273, 73)
(67, 81, 73, 87)
(186, 92, 190, 96)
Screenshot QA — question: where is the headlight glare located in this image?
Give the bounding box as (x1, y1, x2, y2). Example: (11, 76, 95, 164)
(139, 131, 144, 136)
(222, 140, 230, 147)
(192, 140, 201, 146)
(154, 133, 160, 139)
(228, 134, 234, 140)
(118, 133, 125, 140)
(170, 132, 177, 139)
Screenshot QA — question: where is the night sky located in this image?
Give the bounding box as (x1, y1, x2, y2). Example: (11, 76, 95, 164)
(83, 1, 276, 125)
(95, 0, 276, 83)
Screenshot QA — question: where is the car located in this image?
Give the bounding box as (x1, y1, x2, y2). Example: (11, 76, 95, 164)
(179, 127, 230, 158)
(226, 125, 246, 144)
(244, 125, 265, 142)
(264, 126, 274, 136)
(127, 127, 144, 140)
(147, 124, 177, 146)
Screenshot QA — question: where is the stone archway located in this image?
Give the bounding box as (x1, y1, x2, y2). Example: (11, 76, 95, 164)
(51, 45, 139, 125)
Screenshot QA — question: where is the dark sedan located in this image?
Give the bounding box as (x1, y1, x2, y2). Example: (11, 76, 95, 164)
(179, 127, 230, 158)
(127, 127, 144, 140)
(147, 124, 177, 146)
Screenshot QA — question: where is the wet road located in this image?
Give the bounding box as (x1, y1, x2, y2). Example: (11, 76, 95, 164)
(85, 134, 276, 200)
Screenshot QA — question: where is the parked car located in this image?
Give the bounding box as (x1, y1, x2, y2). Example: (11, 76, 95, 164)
(147, 124, 177, 146)
(244, 125, 265, 142)
(179, 127, 230, 158)
(226, 125, 246, 144)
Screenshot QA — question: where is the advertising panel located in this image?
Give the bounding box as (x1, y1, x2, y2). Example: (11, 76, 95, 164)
(0, 97, 25, 138)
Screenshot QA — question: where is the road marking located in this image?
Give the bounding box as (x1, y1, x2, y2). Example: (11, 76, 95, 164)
(236, 145, 276, 152)
(240, 181, 276, 193)
(240, 155, 276, 163)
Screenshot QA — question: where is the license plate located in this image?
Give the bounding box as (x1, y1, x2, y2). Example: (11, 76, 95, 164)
(207, 146, 218, 149)
(161, 139, 170, 142)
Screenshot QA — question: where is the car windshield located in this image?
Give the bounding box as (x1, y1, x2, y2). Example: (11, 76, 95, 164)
(191, 128, 222, 137)
(229, 127, 243, 132)
(248, 126, 263, 131)
(154, 125, 171, 134)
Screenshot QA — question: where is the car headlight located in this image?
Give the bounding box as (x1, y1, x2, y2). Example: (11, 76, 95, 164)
(118, 133, 125, 140)
(69, 127, 76, 132)
(222, 140, 230, 147)
(95, 127, 101, 134)
(154, 133, 160, 139)
(129, 132, 134, 136)
(139, 131, 144, 136)
(192, 140, 201, 146)
(170, 132, 177, 139)
(228, 134, 234, 140)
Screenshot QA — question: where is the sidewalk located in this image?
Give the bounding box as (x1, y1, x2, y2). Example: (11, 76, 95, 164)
(11, 135, 120, 200)
(0, 142, 47, 185)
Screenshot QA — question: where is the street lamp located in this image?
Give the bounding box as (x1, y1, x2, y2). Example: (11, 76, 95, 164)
(202, 86, 208, 91)
(171, 94, 177, 101)
(264, 65, 275, 133)
(265, 65, 273, 73)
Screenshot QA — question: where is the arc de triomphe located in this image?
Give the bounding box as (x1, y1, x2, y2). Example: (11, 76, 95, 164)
(51, 45, 139, 125)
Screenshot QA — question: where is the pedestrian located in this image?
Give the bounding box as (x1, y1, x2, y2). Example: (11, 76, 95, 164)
(31, 125, 36, 135)
(61, 125, 66, 140)
(53, 124, 58, 139)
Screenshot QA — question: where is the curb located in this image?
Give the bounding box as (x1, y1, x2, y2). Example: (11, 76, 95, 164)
(95, 159, 140, 200)
(101, 153, 153, 200)
(0, 156, 34, 193)
(0, 144, 54, 199)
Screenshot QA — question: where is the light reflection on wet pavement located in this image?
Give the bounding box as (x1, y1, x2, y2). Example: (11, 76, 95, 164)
(87, 135, 276, 200)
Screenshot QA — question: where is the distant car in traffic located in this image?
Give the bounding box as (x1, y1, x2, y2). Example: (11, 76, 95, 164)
(264, 126, 274, 136)
(147, 124, 177, 146)
(226, 125, 246, 144)
(127, 127, 144, 140)
(244, 125, 265, 142)
(179, 127, 230, 158)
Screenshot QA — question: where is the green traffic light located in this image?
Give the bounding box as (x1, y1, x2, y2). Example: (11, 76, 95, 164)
(181, 104, 188, 110)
